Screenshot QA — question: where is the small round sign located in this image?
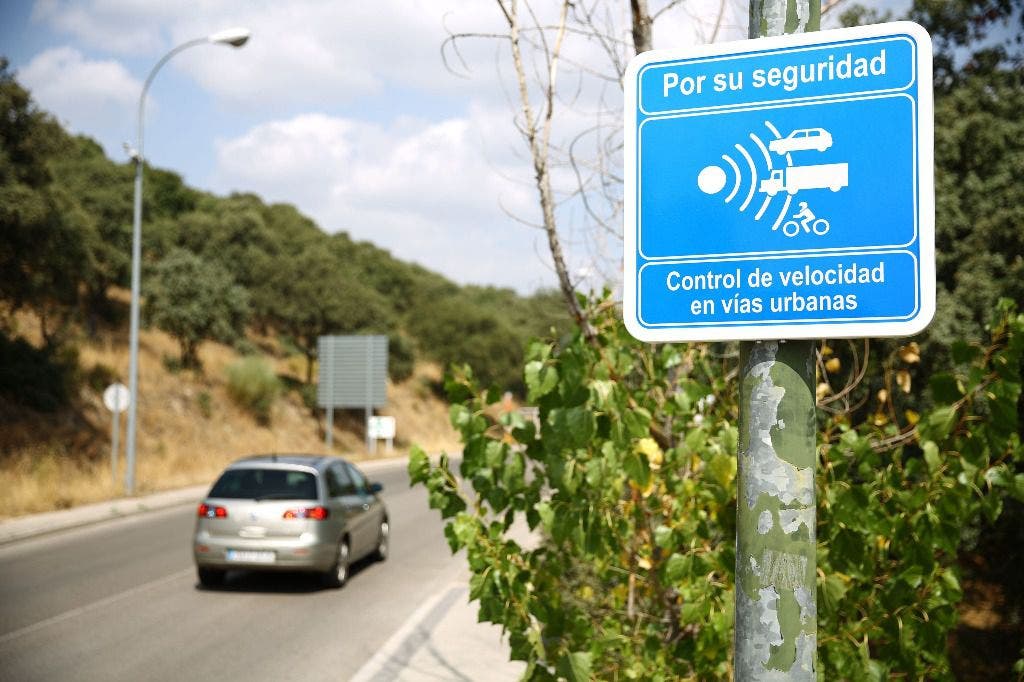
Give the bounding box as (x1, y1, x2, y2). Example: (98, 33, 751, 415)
(103, 383, 131, 413)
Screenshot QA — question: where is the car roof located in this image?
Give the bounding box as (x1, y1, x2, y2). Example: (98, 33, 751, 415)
(226, 454, 347, 473)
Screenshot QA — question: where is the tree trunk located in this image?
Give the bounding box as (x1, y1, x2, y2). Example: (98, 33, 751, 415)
(630, 0, 653, 53)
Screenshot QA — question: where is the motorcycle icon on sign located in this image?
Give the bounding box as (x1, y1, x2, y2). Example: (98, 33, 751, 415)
(775, 201, 830, 237)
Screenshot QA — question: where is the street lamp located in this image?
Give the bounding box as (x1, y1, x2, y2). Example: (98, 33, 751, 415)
(124, 27, 251, 494)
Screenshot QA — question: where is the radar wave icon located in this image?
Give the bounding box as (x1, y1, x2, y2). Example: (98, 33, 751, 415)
(696, 120, 794, 231)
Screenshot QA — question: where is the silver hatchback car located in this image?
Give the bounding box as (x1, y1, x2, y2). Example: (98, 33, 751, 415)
(193, 455, 389, 588)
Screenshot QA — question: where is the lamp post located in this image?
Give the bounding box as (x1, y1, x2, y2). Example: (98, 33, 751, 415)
(124, 27, 251, 494)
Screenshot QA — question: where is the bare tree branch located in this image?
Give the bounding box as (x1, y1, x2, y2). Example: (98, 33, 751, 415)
(497, 0, 593, 335)
(822, 0, 850, 16)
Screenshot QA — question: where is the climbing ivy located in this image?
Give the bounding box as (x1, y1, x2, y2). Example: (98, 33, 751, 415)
(410, 297, 1023, 679)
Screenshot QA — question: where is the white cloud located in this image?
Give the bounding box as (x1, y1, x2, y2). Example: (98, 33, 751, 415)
(18, 46, 141, 138)
(27, 0, 846, 292)
(29, 0, 509, 109)
(212, 109, 559, 293)
(30, 0, 179, 54)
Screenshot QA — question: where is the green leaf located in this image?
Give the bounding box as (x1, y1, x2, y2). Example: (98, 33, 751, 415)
(623, 451, 649, 487)
(707, 452, 736, 487)
(925, 406, 958, 441)
(684, 427, 707, 453)
(898, 565, 924, 588)
(621, 407, 651, 439)
(535, 501, 555, 531)
(1012, 474, 1024, 503)
(929, 373, 962, 404)
(922, 441, 941, 473)
(449, 403, 472, 429)
(664, 553, 688, 582)
(984, 465, 1011, 488)
(950, 341, 981, 365)
(557, 651, 593, 682)
(821, 575, 849, 615)
(408, 446, 430, 484)
(546, 406, 595, 451)
(654, 525, 673, 549)
(719, 425, 738, 456)
(525, 360, 558, 401)
(588, 379, 616, 409)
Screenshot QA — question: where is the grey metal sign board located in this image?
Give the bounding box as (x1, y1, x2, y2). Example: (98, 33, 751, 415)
(317, 335, 388, 408)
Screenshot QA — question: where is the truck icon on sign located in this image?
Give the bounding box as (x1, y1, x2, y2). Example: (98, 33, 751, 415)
(758, 163, 849, 196)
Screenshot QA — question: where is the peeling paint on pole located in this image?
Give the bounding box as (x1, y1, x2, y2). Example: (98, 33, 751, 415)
(750, 0, 820, 37)
(736, 341, 816, 679)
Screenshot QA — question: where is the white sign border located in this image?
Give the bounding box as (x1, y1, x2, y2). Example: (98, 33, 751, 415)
(623, 21, 934, 342)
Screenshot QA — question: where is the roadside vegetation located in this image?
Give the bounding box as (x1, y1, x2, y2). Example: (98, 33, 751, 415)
(412, 0, 1024, 679)
(2, 0, 1022, 676)
(0, 58, 570, 515)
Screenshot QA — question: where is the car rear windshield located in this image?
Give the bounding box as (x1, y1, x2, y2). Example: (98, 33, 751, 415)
(208, 468, 318, 500)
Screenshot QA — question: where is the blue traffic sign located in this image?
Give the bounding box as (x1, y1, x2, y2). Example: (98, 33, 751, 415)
(624, 23, 935, 342)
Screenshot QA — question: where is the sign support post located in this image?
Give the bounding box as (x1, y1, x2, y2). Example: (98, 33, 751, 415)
(734, 7, 818, 681)
(103, 383, 130, 489)
(366, 339, 375, 455)
(736, 339, 817, 678)
(325, 336, 334, 450)
(111, 410, 120, 485)
(623, 4, 934, 679)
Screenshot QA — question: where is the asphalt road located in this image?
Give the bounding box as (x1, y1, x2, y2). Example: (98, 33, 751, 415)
(0, 460, 463, 682)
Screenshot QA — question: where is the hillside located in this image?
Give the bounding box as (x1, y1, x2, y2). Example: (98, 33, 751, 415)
(0, 61, 571, 519)
(0, 301, 460, 519)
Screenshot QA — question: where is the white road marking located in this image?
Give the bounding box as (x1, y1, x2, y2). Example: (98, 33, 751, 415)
(349, 582, 466, 682)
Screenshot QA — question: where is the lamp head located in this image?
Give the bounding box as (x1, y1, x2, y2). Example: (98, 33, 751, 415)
(208, 27, 251, 47)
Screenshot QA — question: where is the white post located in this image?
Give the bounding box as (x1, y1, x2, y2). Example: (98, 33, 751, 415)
(110, 410, 120, 486)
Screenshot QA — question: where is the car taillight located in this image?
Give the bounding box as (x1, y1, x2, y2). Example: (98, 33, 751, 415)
(198, 503, 228, 518)
(283, 506, 329, 520)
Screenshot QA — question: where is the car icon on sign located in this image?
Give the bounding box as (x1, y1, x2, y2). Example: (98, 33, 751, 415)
(769, 128, 833, 154)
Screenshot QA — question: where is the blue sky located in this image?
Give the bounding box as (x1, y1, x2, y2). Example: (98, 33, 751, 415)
(0, 0, 904, 294)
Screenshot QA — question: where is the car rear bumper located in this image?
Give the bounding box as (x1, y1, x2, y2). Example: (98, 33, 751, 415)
(193, 531, 336, 572)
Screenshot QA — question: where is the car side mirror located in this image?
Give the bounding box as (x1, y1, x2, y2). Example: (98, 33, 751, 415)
(369, 481, 383, 494)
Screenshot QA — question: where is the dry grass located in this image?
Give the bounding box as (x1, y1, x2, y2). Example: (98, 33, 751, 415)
(1, 316, 460, 520)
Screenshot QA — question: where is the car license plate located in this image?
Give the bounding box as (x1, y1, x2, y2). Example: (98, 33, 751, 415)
(226, 549, 275, 563)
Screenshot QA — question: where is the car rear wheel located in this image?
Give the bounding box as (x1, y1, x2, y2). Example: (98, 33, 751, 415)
(373, 519, 389, 562)
(323, 539, 350, 588)
(197, 567, 225, 588)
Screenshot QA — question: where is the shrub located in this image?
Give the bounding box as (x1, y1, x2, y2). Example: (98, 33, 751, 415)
(411, 296, 1024, 679)
(233, 337, 260, 357)
(0, 333, 78, 411)
(225, 356, 281, 425)
(388, 333, 415, 383)
(299, 383, 318, 412)
(196, 390, 213, 419)
(83, 362, 118, 394)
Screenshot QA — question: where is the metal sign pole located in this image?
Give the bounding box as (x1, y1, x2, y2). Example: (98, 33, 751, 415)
(325, 337, 334, 450)
(365, 338, 375, 455)
(111, 410, 120, 486)
(734, 5, 819, 680)
(103, 383, 129, 491)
